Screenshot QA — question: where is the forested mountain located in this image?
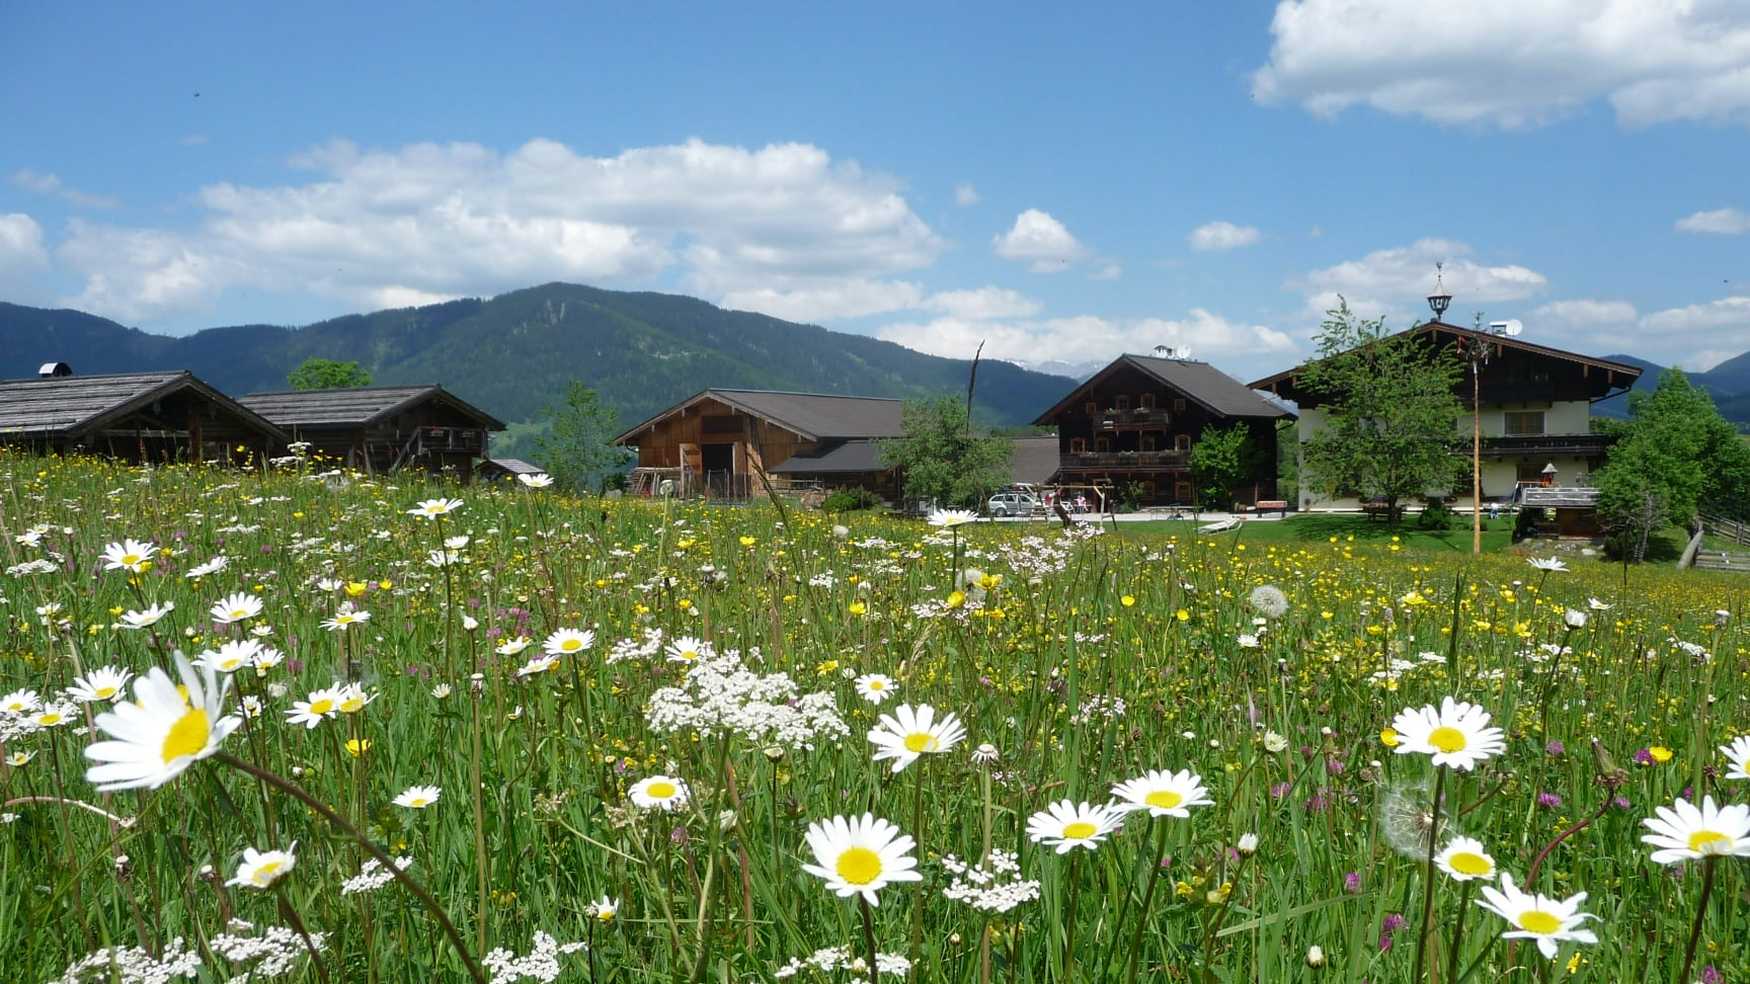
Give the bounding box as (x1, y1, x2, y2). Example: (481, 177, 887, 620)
(0, 284, 1074, 432)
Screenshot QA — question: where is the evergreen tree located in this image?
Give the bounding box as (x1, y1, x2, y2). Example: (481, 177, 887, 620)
(533, 381, 631, 493)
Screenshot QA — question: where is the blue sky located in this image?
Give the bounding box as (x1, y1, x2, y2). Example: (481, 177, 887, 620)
(3, 1, 1748, 379)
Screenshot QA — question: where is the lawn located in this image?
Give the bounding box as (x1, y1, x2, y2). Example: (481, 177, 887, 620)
(1113, 513, 1521, 553)
(3, 452, 1748, 983)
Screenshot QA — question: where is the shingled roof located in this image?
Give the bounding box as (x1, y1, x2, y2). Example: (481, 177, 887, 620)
(616, 389, 905, 445)
(239, 385, 506, 430)
(1033, 355, 1292, 425)
(0, 370, 286, 440)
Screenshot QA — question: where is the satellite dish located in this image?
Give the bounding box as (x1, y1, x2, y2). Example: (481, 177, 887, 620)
(1503, 319, 1523, 337)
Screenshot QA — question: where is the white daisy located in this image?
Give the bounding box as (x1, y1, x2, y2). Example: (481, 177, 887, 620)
(800, 813, 923, 906)
(1435, 836, 1497, 882)
(629, 775, 691, 811)
(1, 688, 43, 715)
(587, 895, 619, 921)
(101, 539, 157, 573)
(227, 842, 299, 890)
(83, 654, 240, 791)
(1026, 799, 1125, 854)
(1641, 795, 1750, 865)
(854, 673, 897, 705)
(1526, 557, 1568, 573)
(119, 602, 175, 630)
(320, 607, 370, 631)
(543, 628, 595, 657)
(393, 785, 441, 809)
(185, 556, 229, 579)
(1388, 696, 1506, 771)
(1109, 769, 1213, 819)
(285, 686, 343, 729)
(1474, 873, 1598, 960)
(408, 498, 464, 520)
(67, 665, 134, 703)
(867, 704, 968, 774)
(1720, 736, 1750, 781)
(197, 639, 262, 674)
(516, 655, 560, 677)
(927, 508, 979, 528)
(517, 473, 555, 489)
(664, 635, 709, 664)
(209, 592, 263, 624)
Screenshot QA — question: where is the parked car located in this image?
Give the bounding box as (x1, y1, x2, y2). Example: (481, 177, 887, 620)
(987, 491, 1042, 517)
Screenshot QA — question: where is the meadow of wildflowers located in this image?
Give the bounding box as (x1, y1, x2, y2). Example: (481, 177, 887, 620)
(2, 451, 1748, 983)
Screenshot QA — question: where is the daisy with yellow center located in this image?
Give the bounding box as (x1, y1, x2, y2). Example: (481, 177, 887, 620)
(543, 628, 595, 657)
(1388, 696, 1505, 771)
(227, 842, 299, 890)
(67, 666, 134, 704)
(285, 685, 343, 729)
(1474, 873, 1598, 960)
(665, 636, 709, 664)
(83, 654, 239, 791)
(393, 785, 442, 809)
(629, 774, 691, 811)
(320, 607, 371, 631)
(867, 704, 968, 774)
(1, 688, 42, 715)
(800, 813, 922, 906)
(209, 592, 263, 625)
(1110, 768, 1213, 819)
(1720, 735, 1750, 781)
(1027, 799, 1125, 854)
(1642, 795, 1750, 864)
(408, 498, 464, 520)
(101, 538, 157, 573)
(854, 673, 897, 706)
(1435, 836, 1497, 881)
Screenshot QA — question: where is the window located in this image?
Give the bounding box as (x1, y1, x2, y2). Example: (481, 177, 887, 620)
(1173, 398, 1187, 412)
(1139, 433, 1156, 452)
(1517, 461, 1554, 486)
(1503, 411, 1545, 435)
(1174, 480, 1193, 502)
(1084, 401, 1098, 416)
(1174, 434, 1191, 451)
(1070, 437, 1086, 454)
(1115, 395, 1130, 411)
(1139, 393, 1155, 411)
(1095, 436, 1112, 452)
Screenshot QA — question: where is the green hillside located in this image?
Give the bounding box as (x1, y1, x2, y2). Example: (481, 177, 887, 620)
(0, 284, 1075, 436)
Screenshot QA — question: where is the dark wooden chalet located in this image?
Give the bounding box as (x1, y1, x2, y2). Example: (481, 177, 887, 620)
(615, 389, 905, 498)
(1033, 353, 1293, 507)
(239, 385, 505, 480)
(0, 369, 286, 464)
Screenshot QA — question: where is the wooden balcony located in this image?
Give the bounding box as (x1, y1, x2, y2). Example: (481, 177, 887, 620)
(1467, 433, 1616, 458)
(1093, 407, 1172, 429)
(1062, 450, 1190, 470)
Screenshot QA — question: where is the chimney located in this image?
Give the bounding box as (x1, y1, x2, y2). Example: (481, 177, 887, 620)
(38, 362, 72, 378)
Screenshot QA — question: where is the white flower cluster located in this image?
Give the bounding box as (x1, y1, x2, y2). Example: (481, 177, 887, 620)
(607, 628, 667, 665)
(1070, 694, 1127, 724)
(7, 558, 58, 577)
(48, 939, 200, 983)
(940, 850, 1041, 913)
(340, 855, 414, 895)
(645, 650, 849, 751)
(992, 535, 1072, 580)
(773, 946, 911, 979)
(207, 920, 327, 981)
(481, 931, 587, 984)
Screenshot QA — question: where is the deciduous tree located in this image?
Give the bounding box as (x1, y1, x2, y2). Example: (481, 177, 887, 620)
(878, 395, 1013, 509)
(287, 357, 372, 390)
(533, 381, 631, 493)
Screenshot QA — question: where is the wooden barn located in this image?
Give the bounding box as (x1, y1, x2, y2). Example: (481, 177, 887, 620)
(0, 369, 286, 464)
(239, 385, 505, 480)
(614, 389, 905, 497)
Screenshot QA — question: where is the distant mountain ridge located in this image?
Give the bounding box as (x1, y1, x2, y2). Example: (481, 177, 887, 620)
(0, 284, 1077, 435)
(1595, 352, 1750, 426)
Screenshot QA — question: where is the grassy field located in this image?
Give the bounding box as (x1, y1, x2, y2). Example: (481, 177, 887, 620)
(3, 452, 1749, 982)
(1112, 514, 1521, 554)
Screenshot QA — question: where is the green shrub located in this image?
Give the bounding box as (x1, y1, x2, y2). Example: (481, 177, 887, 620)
(821, 487, 881, 513)
(1417, 498, 1453, 530)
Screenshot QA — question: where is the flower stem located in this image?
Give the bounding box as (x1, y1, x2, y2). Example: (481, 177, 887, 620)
(1445, 879, 1475, 984)
(859, 895, 881, 984)
(1124, 819, 1171, 983)
(1063, 852, 1082, 983)
(1678, 856, 1717, 984)
(1411, 764, 1448, 983)
(273, 882, 331, 984)
(214, 752, 487, 984)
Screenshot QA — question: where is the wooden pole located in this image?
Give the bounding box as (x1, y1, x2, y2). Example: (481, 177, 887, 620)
(1472, 359, 1482, 555)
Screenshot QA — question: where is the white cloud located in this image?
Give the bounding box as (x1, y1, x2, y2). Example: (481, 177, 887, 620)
(920, 286, 1041, 320)
(10, 169, 118, 208)
(1089, 262, 1123, 281)
(1189, 221, 1261, 251)
(992, 208, 1085, 272)
(1531, 299, 1638, 327)
(1677, 207, 1750, 235)
(0, 213, 49, 270)
(720, 279, 924, 322)
(953, 183, 979, 206)
(877, 308, 1295, 367)
(53, 137, 945, 323)
(1641, 295, 1750, 333)
(1253, 0, 1750, 128)
(1294, 238, 1547, 322)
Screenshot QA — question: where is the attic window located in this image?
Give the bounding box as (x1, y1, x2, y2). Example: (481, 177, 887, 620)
(1070, 437, 1086, 454)
(1139, 393, 1155, 411)
(1173, 398, 1187, 412)
(1084, 401, 1098, 416)
(1115, 395, 1130, 411)
(1174, 434, 1191, 451)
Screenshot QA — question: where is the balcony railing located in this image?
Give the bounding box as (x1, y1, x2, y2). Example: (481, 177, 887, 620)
(1093, 407, 1172, 427)
(1062, 450, 1190, 469)
(1466, 433, 1616, 457)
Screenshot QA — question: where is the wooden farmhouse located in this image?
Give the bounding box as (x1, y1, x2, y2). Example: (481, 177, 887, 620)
(1251, 320, 1641, 513)
(1033, 352, 1293, 507)
(615, 389, 905, 497)
(0, 367, 286, 464)
(239, 385, 505, 480)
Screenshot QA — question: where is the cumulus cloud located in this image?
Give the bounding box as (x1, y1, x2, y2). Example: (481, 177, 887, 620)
(1089, 262, 1123, 281)
(919, 286, 1041, 320)
(993, 208, 1085, 272)
(1253, 0, 1750, 128)
(52, 137, 945, 323)
(1189, 221, 1261, 251)
(877, 308, 1295, 367)
(10, 169, 118, 208)
(954, 183, 980, 206)
(1642, 295, 1750, 333)
(0, 213, 51, 301)
(1677, 207, 1750, 235)
(1531, 299, 1638, 327)
(1294, 238, 1547, 321)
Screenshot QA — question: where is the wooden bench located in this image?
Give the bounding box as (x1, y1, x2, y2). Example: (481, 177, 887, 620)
(1254, 499, 1288, 517)
(1361, 498, 1393, 521)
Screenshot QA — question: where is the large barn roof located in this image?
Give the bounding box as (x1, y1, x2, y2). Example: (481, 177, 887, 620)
(1033, 355, 1292, 425)
(0, 370, 286, 441)
(239, 385, 506, 430)
(615, 389, 905, 445)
